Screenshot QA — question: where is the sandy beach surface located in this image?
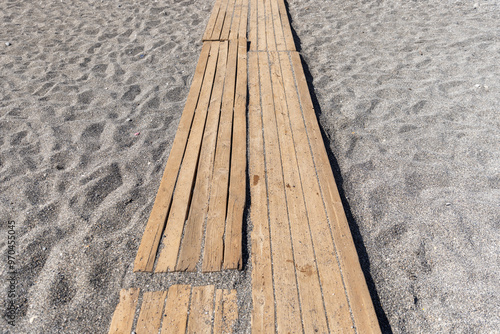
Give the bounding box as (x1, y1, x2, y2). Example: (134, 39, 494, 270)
(0, 0, 498, 333)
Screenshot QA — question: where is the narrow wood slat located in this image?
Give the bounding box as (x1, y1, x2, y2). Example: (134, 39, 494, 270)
(277, 0, 295, 51)
(203, 0, 223, 41)
(134, 43, 211, 272)
(108, 288, 140, 334)
(229, 0, 242, 40)
(155, 42, 220, 273)
(221, 0, 237, 40)
(248, 52, 275, 334)
(257, 0, 266, 50)
(269, 0, 286, 50)
(268, 51, 328, 333)
(238, 0, 249, 40)
(290, 52, 381, 333)
(161, 285, 192, 334)
(249, 0, 257, 50)
(136, 291, 168, 334)
(175, 41, 229, 272)
(186, 285, 216, 334)
(223, 38, 247, 270)
(279, 52, 354, 332)
(258, 52, 301, 333)
(264, 0, 276, 51)
(202, 39, 238, 272)
(212, 0, 230, 40)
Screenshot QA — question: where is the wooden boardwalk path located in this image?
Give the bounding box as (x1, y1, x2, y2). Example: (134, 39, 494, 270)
(110, 0, 381, 332)
(108, 286, 238, 334)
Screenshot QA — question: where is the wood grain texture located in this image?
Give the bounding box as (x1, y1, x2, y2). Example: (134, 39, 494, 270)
(202, 39, 238, 272)
(258, 51, 301, 333)
(186, 285, 216, 334)
(268, 51, 328, 333)
(203, 0, 223, 41)
(175, 41, 229, 272)
(155, 42, 220, 273)
(161, 285, 192, 334)
(136, 291, 168, 334)
(133, 43, 211, 272)
(108, 288, 140, 334)
(277, 0, 295, 50)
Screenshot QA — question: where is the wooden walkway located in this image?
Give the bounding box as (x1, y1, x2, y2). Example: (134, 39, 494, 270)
(109, 285, 238, 334)
(111, 0, 382, 332)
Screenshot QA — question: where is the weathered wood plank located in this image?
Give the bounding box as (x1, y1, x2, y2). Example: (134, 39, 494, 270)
(108, 288, 140, 334)
(258, 51, 301, 333)
(136, 291, 168, 334)
(268, 51, 328, 333)
(161, 285, 192, 334)
(176, 41, 229, 272)
(248, 52, 275, 334)
(186, 285, 216, 334)
(203, 0, 223, 41)
(133, 43, 211, 272)
(155, 42, 220, 273)
(202, 39, 238, 272)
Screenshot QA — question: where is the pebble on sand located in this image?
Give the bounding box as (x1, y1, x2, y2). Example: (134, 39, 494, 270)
(5, 42, 11, 46)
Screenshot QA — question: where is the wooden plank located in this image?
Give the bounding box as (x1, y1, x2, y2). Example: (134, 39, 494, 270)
(176, 41, 229, 272)
(264, 0, 276, 51)
(257, 0, 266, 50)
(268, 51, 328, 333)
(134, 43, 211, 272)
(223, 38, 247, 270)
(155, 42, 220, 273)
(290, 52, 381, 333)
(186, 285, 216, 334)
(238, 0, 249, 40)
(161, 285, 192, 334)
(269, 0, 286, 50)
(212, 0, 230, 40)
(229, 0, 242, 40)
(258, 51, 301, 333)
(279, 52, 354, 332)
(203, 0, 223, 41)
(248, 52, 275, 334)
(108, 288, 140, 334)
(136, 291, 168, 334)
(202, 39, 238, 272)
(277, 0, 295, 51)
(249, 0, 257, 50)
(221, 0, 236, 40)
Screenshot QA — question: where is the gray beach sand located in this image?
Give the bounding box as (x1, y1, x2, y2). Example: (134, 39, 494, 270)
(0, 0, 498, 333)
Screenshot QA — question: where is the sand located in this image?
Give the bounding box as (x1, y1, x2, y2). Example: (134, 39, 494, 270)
(0, 0, 498, 333)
